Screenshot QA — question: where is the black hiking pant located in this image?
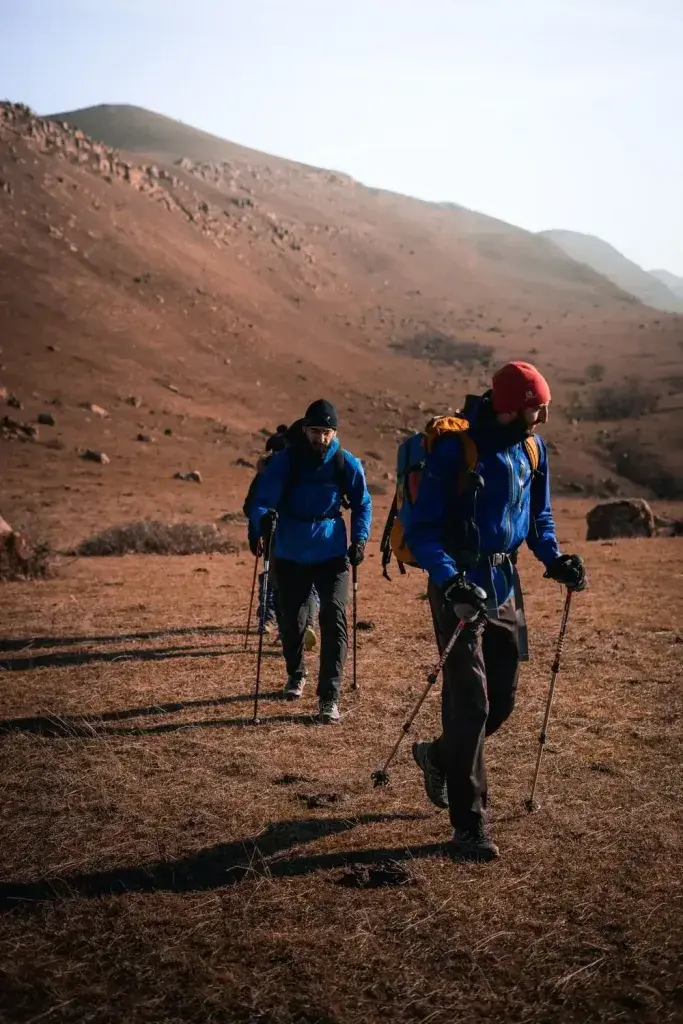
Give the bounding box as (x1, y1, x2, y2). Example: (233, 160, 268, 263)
(275, 556, 349, 701)
(427, 582, 520, 832)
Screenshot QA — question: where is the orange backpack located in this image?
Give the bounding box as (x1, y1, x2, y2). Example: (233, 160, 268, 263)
(379, 415, 539, 579)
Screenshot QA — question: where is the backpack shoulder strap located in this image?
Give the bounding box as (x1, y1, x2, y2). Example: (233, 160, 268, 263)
(523, 436, 540, 473)
(334, 447, 351, 509)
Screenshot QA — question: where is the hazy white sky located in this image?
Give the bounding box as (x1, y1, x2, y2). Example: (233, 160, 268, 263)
(2, 0, 682, 274)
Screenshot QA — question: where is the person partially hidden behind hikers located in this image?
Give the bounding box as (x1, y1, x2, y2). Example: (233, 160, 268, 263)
(249, 399, 372, 723)
(404, 361, 587, 861)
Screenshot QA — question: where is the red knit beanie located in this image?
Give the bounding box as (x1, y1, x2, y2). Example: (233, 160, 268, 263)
(491, 361, 551, 414)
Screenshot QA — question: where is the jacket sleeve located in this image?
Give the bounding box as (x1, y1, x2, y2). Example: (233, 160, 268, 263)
(526, 437, 561, 566)
(346, 453, 372, 543)
(403, 438, 461, 587)
(248, 449, 289, 536)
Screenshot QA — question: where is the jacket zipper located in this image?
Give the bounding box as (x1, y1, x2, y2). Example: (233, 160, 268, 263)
(504, 449, 516, 549)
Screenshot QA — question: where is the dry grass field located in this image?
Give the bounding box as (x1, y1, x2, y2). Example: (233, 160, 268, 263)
(1, 501, 681, 1023)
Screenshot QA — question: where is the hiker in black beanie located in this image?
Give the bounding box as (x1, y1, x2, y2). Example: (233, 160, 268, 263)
(249, 399, 372, 723)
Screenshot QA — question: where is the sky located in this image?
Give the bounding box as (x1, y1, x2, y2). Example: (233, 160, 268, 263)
(2, 0, 682, 275)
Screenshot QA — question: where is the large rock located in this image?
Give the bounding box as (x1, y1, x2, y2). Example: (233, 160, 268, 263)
(586, 498, 655, 540)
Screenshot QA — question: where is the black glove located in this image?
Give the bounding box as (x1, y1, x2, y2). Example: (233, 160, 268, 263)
(546, 554, 587, 591)
(248, 530, 262, 558)
(259, 510, 277, 547)
(348, 540, 366, 567)
(442, 576, 488, 621)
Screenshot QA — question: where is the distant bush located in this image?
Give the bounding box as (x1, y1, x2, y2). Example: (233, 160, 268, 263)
(75, 521, 240, 557)
(586, 363, 605, 382)
(612, 444, 683, 499)
(569, 378, 659, 421)
(391, 332, 493, 367)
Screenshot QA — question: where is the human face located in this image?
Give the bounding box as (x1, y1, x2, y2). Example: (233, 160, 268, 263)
(523, 403, 549, 432)
(304, 425, 337, 453)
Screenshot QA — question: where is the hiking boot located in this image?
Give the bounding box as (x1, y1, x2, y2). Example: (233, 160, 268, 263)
(412, 741, 448, 810)
(448, 824, 500, 862)
(284, 676, 306, 701)
(318, 698, 340, 724)
(304, 625, 318, 652)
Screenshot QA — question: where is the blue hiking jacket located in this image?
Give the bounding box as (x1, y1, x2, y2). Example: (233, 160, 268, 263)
(404, 408, 560, 606)
(249, 437, 372, 565)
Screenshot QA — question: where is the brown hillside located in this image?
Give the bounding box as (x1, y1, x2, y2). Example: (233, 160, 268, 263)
(1, 102, 682, 550)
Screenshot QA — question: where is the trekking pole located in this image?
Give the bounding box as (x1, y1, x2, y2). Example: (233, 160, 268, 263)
(525, 587, 574, 812)
(243, 553, 259, 651)
(252, 511, 277, 725)
(372, 605, 485, 787)
(351, 562, 359, 691)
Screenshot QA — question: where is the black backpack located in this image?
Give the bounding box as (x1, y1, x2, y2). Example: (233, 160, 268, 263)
(242, 443, 350, 522)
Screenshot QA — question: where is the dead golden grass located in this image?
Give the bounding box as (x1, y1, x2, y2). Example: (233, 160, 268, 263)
(0, 501, 682, 1023)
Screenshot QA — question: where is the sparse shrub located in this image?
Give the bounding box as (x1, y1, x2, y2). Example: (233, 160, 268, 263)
(75, 521, 240, 556)
(612, 444, 683, 499)
(569, 378, 658, 421)
(390, 332, 493, 367)
(586, 363, 605, 382)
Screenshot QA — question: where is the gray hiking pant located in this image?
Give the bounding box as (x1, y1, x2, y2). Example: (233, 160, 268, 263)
(427, 584, 520, 832)
(275, 556, 349, 701)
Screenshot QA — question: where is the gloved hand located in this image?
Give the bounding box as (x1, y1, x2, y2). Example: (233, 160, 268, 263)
(259, 510, 277, 547)
(545, 554, 587, 591)
(348, 540, 366, 567)
(442, 576, 488, 622)
(248, 531, 262, 558)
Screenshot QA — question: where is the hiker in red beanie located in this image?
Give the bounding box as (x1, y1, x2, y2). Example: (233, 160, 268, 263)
(402, 361, 586, 861)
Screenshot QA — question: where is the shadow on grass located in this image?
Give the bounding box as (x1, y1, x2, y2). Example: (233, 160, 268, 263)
(0, 689, 303, 737)
(0, 813, 442, 909)
(0, 626, 244, 653)
(0, 643, 275, 672)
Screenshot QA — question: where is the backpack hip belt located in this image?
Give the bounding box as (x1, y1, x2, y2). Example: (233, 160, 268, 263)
(452, 549, 519, 569)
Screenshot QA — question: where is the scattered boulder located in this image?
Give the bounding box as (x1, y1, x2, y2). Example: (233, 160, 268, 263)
(174, 470, 202, 483)
(7, 395, 22, 409)
(653, 515, 683, 537)
(37, 412, 56, 426)
(82, 402, 109, 417)
(235, 458, 256, 469)
(586, 499, 655, 540)
(126, 395, 142, 408)
(1, 416, 38, 441)
(81, 449, 110, 464)
(0, 386, 7, 400)
(136, 433, 154, 443)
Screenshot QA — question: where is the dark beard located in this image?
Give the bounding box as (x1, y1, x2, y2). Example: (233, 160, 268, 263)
(470, 392, 531, 455)
(292, 432, 327, 465)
